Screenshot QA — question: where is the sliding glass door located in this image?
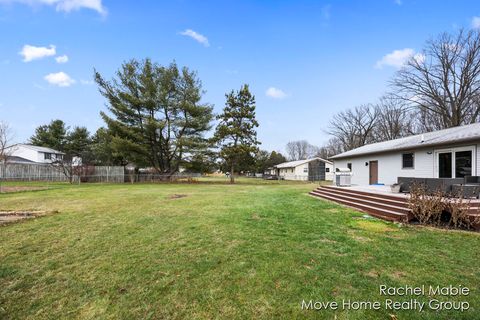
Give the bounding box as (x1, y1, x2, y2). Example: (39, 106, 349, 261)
(435, 147, 475, 178)
(438, 152, 452, 178)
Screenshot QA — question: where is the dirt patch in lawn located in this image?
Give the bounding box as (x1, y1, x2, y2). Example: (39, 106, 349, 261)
(0, 186, 47, 193)
(168, 194, 188, 200)
(0, 210, 47, 225)
(389, 271, 407, 280)
(365, 270, 381, 278)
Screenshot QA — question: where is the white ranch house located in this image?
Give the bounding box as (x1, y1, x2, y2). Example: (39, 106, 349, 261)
(275, 158, 333, 181)
(330, 123, 480, 186)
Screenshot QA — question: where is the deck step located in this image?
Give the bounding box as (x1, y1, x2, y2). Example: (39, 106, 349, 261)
(314, 186, 409, 208)
(321, 185, 408, 202)
(311, 189, 410, 214)
(309, 191, 409, 222)
(311, 185, 480, 226)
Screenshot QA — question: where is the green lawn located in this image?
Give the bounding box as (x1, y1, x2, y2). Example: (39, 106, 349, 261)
(0, 180, 479, 319)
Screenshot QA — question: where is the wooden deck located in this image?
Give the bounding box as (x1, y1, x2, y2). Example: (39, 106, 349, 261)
(309, 185, 480, 228)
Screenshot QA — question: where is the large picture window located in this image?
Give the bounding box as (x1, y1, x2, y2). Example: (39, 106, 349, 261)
(402, 153, 414, 169)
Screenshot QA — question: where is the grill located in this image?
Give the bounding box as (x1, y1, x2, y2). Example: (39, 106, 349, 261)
(335, 168, 352, 187)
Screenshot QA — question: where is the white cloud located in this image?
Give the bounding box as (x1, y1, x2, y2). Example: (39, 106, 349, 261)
(44, 71, 75, 87)
(471, 16, 480, 29)
(179, 29, 210, 47)
(266, 87, 287, 99)
(55, 55, 69, 63)
(0, 0, 107, 15)
(375, 48, 415, 69)
(19, 44, 56, 62)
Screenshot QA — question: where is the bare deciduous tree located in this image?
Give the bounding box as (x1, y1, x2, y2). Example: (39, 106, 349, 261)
(52, 155, 82, 184)
(0, 121, 13, 193)
(327, 104, 379, 152)
(392, 29, 480, 130)
(316, 137, 344, 159)
(0, 121, 13, 163)
(285, 140, 318, 160)
(374, 96, 417, 141)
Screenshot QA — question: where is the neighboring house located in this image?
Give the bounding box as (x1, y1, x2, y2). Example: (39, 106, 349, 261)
(330, 123, 480, 186)
(275, 158, 333, 181)
(4, 144, 65, 164)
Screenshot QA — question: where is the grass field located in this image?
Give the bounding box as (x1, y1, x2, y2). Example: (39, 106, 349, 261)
(0, 179, 479, 319)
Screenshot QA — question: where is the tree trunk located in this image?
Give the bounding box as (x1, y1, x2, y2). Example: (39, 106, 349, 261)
(230, 162, 235, 184)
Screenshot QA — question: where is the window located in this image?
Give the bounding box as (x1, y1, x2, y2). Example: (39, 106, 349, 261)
(402, 153, 414, 169)
(56, 154, 63, 160)
(303, 167, 308, 173)
(347, 163, 352, 171)
(291, 168, 294, 173)
(455, 150, 472, 178)
(325, 168, 330, 173)
(44, 153, 52, 160)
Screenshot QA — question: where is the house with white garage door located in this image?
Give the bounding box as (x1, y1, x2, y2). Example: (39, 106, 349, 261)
(330, 122, 480, 186)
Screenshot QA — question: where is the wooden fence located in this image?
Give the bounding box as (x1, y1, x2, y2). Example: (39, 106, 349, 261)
(0, 163, 125, 183)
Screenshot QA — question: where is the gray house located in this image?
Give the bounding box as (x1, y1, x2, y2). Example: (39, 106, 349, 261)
(330, 123, 480, 186)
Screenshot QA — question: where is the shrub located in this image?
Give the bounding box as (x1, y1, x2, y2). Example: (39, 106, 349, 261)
(445, 189, 480, 230)
(408, 183, 480, 230)
(408, 183, 445, 226)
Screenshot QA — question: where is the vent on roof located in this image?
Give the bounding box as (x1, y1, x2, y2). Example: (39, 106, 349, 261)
(420, 134, 425, 143)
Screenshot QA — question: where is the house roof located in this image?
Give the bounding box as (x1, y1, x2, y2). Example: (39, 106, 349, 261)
(7, 144, 65, 155)
(275, 157, 332, 168)
(331, 122, 480, 160)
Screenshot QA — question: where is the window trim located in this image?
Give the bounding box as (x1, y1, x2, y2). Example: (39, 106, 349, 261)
(402, 152, 415, 169)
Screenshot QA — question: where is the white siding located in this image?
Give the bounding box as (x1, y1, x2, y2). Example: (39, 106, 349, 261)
(325, 162, 333, 181)
(8, 146, 39, 163)
(333, 143, 480, 186)
(6, 145, 60, 164)
(279, 164, 309, 180)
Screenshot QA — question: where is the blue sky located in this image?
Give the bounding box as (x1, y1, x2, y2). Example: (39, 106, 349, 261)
(1, 0, 480, 153)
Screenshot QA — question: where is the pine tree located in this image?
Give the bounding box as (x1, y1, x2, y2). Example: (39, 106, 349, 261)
(29, 119, 68, 151)
(214, 84, 260, 183)
(95, 59, 214, 176)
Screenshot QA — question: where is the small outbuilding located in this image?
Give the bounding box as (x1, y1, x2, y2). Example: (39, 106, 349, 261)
(274, 158, 333, 181)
